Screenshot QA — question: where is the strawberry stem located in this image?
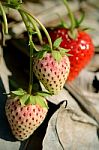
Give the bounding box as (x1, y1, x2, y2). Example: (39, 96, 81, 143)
(0, 2, 8, 34)
(19, 8, 53, 50)
(19, 10, 34, 94)
(26, 14, 43, 45)
(63, 0, 76, 33)
(2, 2, 53, 49)
(28, 34, 34, 94)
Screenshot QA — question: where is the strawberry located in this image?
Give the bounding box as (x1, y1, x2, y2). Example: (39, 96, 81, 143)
(5, 89, 48, 141)
(47, 0, 94, 82)
(33, 38, 70, 94)
(49, 28, 94, 81)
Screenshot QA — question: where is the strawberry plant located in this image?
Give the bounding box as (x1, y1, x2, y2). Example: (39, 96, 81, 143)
(47, 0, 94, 82)
(0, 0, 70, 140)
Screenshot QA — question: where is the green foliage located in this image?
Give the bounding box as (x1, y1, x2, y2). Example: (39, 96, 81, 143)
(74, 11, 85, 28)
(30, 95, 48, 108)
(34, 44, 51, 59)
(20, 94, 30, 105)
(11, 88, 26, 96)
(59, 47, 70, 55)
(52, 50, 62, 63)
(68, 29, 78, 40)
(11, 89, 48, 108)
(43, 45, 51, 51)
(36, 91, 52, 97)
(3, 0, 22, 9)
(53, 37, 62, 48)
(35, 50, 47, 59)
(7, 0, 22, 4)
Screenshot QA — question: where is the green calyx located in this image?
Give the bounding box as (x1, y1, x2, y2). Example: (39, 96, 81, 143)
(34, 37, 70, 63)
(52, 37, 70, 62)
(61, 0, 85, 39)
(11, 88, 49, 109)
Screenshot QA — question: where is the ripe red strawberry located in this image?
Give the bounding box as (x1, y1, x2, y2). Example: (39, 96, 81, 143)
(49, 28, 94, 81)
(5, 89, 48, 141)
(47, 0, 94, 82)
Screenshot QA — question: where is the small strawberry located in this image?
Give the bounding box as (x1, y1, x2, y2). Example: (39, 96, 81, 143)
(5, 89, 48, 141)
(33, 38, 70, 94)
(47, 0, 94, 81)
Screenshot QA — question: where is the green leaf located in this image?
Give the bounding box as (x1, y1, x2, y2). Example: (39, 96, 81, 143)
(8, 0, 22, 5)
(59, 47, 70, 55)
(61, 22, 69, 28)
(35, 50, 47, 59)
(56, 13, 69, 29)
(53, 37, 62, 48)
(43, 44, 51, 52)
(20, 94, 30, 106)
(52, 50, 62, 62)
(80, 26, 94, 31)
(36, 96, 48, 108)
(4, 1, 22, 9)
(66, 53, 73, 56)
(68, 29, 78, 40)
(30, 95, 48, 108)
(36, 91, 52, 97)
(29, 29, 37, 36)
(11, 88, 26, 96)
(77, 11, 85, 27)
(29, 95, 36, 105)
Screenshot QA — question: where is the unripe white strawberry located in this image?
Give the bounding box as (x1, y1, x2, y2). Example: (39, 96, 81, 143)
(5, 89, 48, 141)
(33, 53, 70, 94)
